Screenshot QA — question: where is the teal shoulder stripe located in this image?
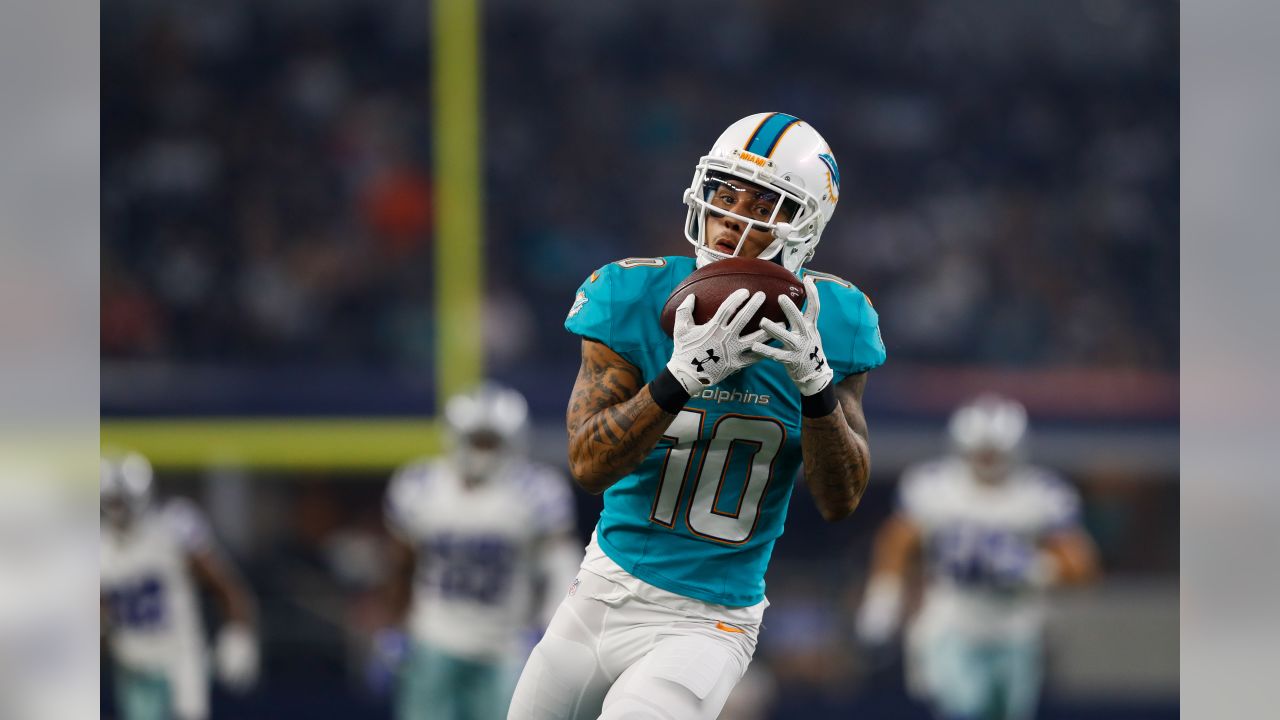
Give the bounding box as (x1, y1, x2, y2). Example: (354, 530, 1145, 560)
(745, 113, 800, 158)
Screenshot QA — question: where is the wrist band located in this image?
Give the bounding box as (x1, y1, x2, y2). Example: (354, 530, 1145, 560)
(800, 382, 837, 418)
(649, 369, 692, 414)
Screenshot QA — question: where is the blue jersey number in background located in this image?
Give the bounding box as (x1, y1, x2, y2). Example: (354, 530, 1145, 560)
(105, 577, 166, 629)
(931, 525, 1037, 589)
(423, 534, 516, 605)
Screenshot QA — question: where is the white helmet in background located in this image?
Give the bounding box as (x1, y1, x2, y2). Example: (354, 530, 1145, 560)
(101, 451, 154, 526)
(443, 382, 529, 481)
(683, 112, 841, 274)
(948, 394, 1028, 480)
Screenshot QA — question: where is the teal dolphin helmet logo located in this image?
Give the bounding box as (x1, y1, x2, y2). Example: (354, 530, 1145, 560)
(817, 152, 840, 198)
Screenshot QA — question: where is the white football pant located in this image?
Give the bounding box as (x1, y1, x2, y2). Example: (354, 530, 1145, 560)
(508, 566, 760, 720)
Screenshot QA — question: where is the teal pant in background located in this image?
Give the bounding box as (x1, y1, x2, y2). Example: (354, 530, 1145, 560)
(398, 641, 518, 720)
(915, 635, 1042, 720)
(113, 667, 172, 720)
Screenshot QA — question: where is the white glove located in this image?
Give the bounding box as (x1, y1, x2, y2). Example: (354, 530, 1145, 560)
(855, 575, 904, 647)
(215, 623, 259, 693)
(666, 288, 768, 394)
(752, 277, 834, 396)
(366, 627, 410, 696)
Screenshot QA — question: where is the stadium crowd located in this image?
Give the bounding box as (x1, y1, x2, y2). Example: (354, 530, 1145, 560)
(102, 0, 1177, 375)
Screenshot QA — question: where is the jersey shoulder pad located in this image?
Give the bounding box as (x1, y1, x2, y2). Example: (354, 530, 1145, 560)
(513, 461, 576, 536)
(161, 497, 213, 554)
(896, 459, 957, 519)
(1018, 466, 1081, 532)
(384, 457, 441, 539)
(802, 268, 886, 378)
(564, 256, 694, 358)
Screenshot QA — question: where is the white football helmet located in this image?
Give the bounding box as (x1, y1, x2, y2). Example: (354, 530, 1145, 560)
(948, 394, 1028, 479)
(683, 112, 841, 273)
(443, 382, 529, 481)
(101, 451, 154, 526)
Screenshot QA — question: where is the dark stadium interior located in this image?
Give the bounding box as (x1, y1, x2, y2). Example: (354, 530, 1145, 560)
(102, 0, 1176, 415)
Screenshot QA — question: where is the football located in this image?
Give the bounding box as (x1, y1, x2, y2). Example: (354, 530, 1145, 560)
(660, 257, 805, 336)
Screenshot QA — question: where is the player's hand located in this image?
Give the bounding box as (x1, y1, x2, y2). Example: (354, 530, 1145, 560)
(365, 627, 410, 697)
(215, 622, 259, 693)
(752, 277, 834, 396)
(666, 288, 768, 394)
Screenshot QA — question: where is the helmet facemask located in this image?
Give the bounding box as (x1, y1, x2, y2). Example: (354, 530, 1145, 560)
(101, 453, 154, 529)
(453, 429, 510, 483)
(683, 152, 826, 274)
(947, 395, 1029, 484)
(443, 383, 528, 484)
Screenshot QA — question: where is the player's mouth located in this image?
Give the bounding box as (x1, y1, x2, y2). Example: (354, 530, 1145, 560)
(713, 237, 740, 255)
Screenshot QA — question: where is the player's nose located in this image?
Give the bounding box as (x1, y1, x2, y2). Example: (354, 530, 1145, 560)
(722, 202, 748, 230)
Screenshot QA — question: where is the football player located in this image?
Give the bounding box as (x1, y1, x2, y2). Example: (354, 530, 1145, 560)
(382, 383, 582, 720)
(100, 452, 259, 720)
(509, 113, 885, 719)
(855, 395, 1100, 720)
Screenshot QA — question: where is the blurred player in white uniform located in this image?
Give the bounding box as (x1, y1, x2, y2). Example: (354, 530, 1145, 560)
(855, 395, 1099, 720)
(382, 383, 582, 720)
(100, 452, 259, 720)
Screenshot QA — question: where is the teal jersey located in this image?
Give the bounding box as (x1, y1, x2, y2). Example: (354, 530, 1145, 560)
(564, 255, 886, 607)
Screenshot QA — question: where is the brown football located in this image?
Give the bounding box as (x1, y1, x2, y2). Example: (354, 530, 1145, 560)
(660, 257, 805, 336)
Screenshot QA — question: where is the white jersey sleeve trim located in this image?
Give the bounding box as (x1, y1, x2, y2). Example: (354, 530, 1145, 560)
(516, 463, 576, 537)
(384, 459, 438, 541)
(1022, 467, 1082, 534)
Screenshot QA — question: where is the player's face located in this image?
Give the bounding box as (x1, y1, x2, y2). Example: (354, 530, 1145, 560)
(703, 176, 795, 260)
(466, 430, 502, 452)
(101, 493, 134, 529)
(455, 430, 506, 483)
(966, 447, 1013, 483)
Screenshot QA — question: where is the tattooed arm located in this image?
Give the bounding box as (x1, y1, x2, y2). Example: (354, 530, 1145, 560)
(801, 371, 872, 522)
(566, 339, 681, 494)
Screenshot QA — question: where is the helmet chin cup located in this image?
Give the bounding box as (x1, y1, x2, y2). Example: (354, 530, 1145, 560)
(694, 246, 718, 268)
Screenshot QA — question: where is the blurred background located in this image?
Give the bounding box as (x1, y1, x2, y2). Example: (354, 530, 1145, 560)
(100, 0, 1177, 718)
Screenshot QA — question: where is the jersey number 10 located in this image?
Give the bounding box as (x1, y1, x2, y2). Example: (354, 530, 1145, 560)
(649, 409, 784, 544)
